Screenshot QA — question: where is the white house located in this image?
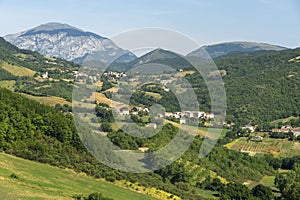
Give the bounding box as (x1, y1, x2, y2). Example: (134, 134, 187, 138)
(183, 111, 193, 118)
(242, 125, 255, 132)
(131, 111, 139, 115)
(180, 118, 186, 124)
(119, 108, 129, 115)
(146, 123, 157, 129)
(205, 112, 215, 119)
(41, 71, 48, 79)
(143, 108, 150, 113)
(165, 112, 174, 117)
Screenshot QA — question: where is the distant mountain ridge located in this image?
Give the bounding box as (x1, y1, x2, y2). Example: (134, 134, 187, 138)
(108, 48, 192, 71)
(188, 41, 288, 58)
(4, 23, 289, 70)
(4, 22, 136, 66)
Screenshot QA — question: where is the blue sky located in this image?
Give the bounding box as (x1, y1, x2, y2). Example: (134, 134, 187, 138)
(0, 0, 299, 48)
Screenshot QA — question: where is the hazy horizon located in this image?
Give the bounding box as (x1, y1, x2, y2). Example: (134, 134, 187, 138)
(0, 0, 299, 49)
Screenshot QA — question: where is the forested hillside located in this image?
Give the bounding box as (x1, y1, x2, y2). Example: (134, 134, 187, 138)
(186, 48, 300, 127)
(0, 88, 280, 199)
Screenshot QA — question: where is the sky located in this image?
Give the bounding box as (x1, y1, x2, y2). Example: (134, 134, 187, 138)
(0, 0, 299, 49)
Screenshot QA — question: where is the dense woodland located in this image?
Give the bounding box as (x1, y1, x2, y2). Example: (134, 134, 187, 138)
(216, 49, 300, 126)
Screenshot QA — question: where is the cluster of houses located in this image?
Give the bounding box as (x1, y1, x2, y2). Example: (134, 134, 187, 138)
(165, 111, 214, 124)
(74, 71, 98, 82)
(272, 126, 300, 137)
(238, 124, 300, 141)
(117, 107, 150, 115)
(117, 106, 215, 125)
(103, 71, 126, 80)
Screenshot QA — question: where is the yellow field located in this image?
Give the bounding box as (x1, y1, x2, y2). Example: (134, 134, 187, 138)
(175, 70, 195, 77)
(93, 92, 112, 105)
(145, 91, 162, 99)
(115, 180, 180, 200)
(93, 92, 125, 109)
(209, 70, 227, 76)
(0, 80, 16, 91)
(288, 55, 300, 62)
(164, 120, 213, 137)
(20, 93, 71, 106)
(106, 87, 118, 92)
(1, 62, 36, 77)
(45, 56, 57, 61)
(14, 53, 28, 60)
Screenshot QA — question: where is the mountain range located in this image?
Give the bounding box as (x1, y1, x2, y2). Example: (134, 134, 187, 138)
(4, 22, 288, 70)
(4, 22, 136, 67)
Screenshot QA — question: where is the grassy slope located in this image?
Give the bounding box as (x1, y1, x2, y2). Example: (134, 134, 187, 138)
(0, 80, 16, 91)
(19, 93, 71, 106)
(1, 61, 36, 76)
(0, 153, 156, 200)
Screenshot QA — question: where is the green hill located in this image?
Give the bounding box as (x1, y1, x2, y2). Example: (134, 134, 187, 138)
(184, 47, 300, 127)
(0, 153, 156, 200)
(0, 37, 79, 101)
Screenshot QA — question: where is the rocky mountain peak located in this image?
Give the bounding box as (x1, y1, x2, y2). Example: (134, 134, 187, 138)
(4, 22, 135, 66)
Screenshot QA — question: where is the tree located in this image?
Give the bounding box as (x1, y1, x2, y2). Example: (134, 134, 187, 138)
(220, 183, 251, 200)
(87, 192, 113, 200)
(100, 122, 112, 132)
(275, 165, 300, 200)
(251, 184, 274, 200)
(211, 178, 224, 191)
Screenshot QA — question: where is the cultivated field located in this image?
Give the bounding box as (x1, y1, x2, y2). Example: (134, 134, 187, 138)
(175, 70, 195, 77)
(20, 93, 71, 106)
(1, 62, 36, 77)
(225, 137, 300, 157)
(145, 91, 162, 99)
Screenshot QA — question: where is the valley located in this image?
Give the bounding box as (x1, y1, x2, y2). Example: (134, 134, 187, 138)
(0, 22, 299, 200)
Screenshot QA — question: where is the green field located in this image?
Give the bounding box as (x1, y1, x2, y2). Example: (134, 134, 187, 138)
(259, 176, 276, 188)
(0, 153, 156, 200)
(0, 80, 16, 90)
(270, 116, 299, 127)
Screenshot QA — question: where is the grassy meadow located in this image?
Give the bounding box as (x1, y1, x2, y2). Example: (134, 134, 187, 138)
(0, 153, 157, 200)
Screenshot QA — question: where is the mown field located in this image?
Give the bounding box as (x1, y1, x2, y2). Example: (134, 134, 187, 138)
(0, 153, 157, 200)
(1, 62, 36, 76)
(225, 137, 300, 157)
(20, 93, 71, 106)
